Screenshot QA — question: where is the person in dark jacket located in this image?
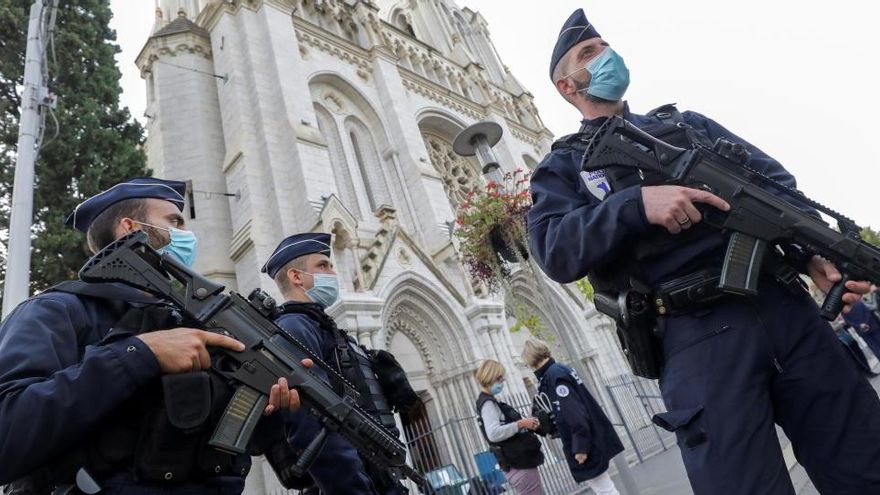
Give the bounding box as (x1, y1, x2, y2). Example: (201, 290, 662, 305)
(263, 232, 397, 495)
(831, 315, 874, 375)
(522, 339, 623, 495)
(0, 178, 302, 494)
(843, 298, 880, 362)
(528, 7, 880, 494)
(474, 359, 544, 494)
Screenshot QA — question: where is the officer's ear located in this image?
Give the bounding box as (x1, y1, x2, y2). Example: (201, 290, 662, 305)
(556, 76, 577, 98)
(286, 267, 303, 289)
(116, 217, 139, 237)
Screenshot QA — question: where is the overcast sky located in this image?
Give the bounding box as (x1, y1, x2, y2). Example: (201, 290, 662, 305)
(110, 1, 880, 229)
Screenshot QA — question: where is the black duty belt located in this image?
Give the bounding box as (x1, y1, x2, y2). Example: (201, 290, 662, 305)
(653, 256, 805, 316)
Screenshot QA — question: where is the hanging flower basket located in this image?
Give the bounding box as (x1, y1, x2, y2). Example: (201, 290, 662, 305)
(490, 225, 529, 263)
(454, 168, 532, 291)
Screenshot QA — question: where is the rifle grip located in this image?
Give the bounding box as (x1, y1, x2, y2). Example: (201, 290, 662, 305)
(290, 428, 329, 477)
(820, 273, 853, 321)
(209, 385, 268, 454)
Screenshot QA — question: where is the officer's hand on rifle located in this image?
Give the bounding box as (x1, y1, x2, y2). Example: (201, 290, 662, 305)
(137, 328, 246, 373)
(641, 185, 730, 234)
(807, 256, 871, 312)
(264, 359, 314, 415)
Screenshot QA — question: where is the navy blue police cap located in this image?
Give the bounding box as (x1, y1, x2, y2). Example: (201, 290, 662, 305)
(64, 177, 187, 233)
(550, 8, 601, 80)
(262, 233, 332, 278)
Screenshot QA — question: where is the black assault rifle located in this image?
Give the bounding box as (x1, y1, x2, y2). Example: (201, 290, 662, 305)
(78, 231, 424, 486)
(582, 116, 880, 320)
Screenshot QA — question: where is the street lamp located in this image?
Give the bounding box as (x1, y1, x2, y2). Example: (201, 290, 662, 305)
(452, 121, 503, 185)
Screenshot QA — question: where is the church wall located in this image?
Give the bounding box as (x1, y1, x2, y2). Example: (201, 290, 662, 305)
(138, 25, 238, 286)
(141, 2, 641, 494)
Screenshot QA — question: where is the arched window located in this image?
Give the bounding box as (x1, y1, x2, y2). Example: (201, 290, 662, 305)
(392, 10, 416, 38)
(346, 117, 392, 212)
(349, 132, 376, 211)
(422, 132, 480, 208)
(310, 77, 403, 226)
(314, 103, 362, 218)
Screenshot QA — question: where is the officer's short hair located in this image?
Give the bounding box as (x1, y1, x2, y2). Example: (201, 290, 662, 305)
(522, 339, 553, 368)
(85, 198, 149, 254)
(273, 256, 309, 295)
(551, 52, 570, 83)
(475, 359, 505, 388)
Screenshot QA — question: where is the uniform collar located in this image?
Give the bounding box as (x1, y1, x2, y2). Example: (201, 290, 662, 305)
(579, 101, 631, 132)
(534, 358, 556, 380)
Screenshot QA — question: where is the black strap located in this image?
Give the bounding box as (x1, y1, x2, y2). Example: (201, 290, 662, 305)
(277, 302, 352, 366)
(654, 255, 804, 315)
(47, 281, 158, 305)
(277, 303, 362, 394)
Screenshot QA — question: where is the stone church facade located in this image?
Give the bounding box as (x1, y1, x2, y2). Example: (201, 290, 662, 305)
(137, 1, 648, 492)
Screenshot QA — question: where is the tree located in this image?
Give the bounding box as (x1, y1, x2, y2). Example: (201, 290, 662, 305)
(861, 227, 880, 248)
(0, 0, 146, 304)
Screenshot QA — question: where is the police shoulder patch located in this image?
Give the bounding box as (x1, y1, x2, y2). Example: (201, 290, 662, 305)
(579, 170, 610, 200)
(555, 384, 570, 398)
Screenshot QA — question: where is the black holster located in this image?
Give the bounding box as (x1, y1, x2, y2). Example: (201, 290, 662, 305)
(594, 290, 665, 379)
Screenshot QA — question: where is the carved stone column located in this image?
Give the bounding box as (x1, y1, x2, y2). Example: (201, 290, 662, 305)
(465, 300, 527, 396)
(328, 294, 385, 349)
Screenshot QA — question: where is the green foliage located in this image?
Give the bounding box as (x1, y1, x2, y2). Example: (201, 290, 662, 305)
(507, 302, 553, 342)
(454, 169, 531, 292)
(861, 227, 880, 248)
(0, 0, 146, 303)
(575, 278, 594, 301)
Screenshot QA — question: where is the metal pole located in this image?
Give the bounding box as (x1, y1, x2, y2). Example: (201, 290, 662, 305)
(613, 453, 641, 495)
(606, 385, 642, 495)
(3, 0, 48, 317)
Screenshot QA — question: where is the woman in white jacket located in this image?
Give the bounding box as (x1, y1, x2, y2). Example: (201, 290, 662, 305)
(475, 359, 545, 495)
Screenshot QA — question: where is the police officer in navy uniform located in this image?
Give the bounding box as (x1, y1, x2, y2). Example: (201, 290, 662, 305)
(521, 339, 622, 494)
(0, 178, 302, 494)
(527, 8, 880, 495)
(262, 233, 406, 495)
(843, 298, 880, 362)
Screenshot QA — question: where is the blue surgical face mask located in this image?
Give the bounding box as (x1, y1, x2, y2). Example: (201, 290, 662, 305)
(296, 270, 340, 308)
(135, 221, 198, 267)
(576, 47, 630, 102)
(489, 381, 504, 395)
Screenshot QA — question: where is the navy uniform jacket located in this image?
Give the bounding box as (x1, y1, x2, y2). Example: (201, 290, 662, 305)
(843, 300, 880, 333)
(274, 311, 378, 495)
(527, 103, 800, 285)
(535, 359, 623, 482)
(0, 285, 244, 493)
(842, 300, 880, 356)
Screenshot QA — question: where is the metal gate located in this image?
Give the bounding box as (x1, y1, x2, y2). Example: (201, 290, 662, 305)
(603, 374, 675, 463)
(403, 392, 582, 494)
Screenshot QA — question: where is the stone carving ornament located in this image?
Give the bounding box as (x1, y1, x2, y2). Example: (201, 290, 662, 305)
(423, 134, 479, 207)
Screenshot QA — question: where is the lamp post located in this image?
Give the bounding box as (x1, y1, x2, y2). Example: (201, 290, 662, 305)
(453, 121, 504, 185)
(3, 0, 58, 318)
